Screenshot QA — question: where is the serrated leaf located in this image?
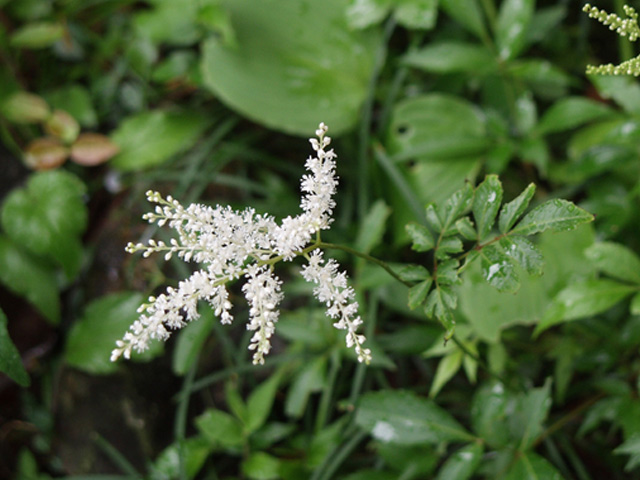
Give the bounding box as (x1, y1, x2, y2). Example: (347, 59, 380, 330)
(498, 183, 536, 233)
(196, 408, 244, 448)
(585, 241, 640, 284)
(438, 183, 474, 231)
(65, 292, 161, 374)
(355, 390, 473, 445)
(496, 0, 534, 60)
(479, 245, 519, 293)
(511, 199, 593, 236)
(403, 41, 496, 74)
(0, 309, 29, 386)
(535, 279, 636, 335)
(409, 279, 432, 310)
(435, 442, 483, 480)
(436, 236, 463, 259)
(397, 264, 430, 282)
(436, 258, 461, 285)
(406, 222, 435, 252)
(425, 204, 443, 231)
(500, 236, 544, 276)
(1, 170, 87, 279)
(355, 200, 391, 254)
(473, 175, 503, 240)
(0, 236, 59, 324)
(456, 216, 476, 240)
(504, 452, 563, 480)
(430, 349, 463, 398)
(425, 287, 457, 336)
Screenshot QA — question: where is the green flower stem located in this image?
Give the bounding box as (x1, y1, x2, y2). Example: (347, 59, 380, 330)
(615, 0, 634, 61)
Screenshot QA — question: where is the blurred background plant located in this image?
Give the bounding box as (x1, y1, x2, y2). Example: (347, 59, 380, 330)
(2, 0, 640, 478)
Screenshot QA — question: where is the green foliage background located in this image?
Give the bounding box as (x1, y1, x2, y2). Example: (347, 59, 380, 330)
(1, 0, 640, 478)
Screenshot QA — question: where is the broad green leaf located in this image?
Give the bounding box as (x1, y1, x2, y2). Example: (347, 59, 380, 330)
(172, 307, 214, 375)
(425, 286, 456, 336)
(152, 50, 198, 83)
(440, 0, 487, 38)
(201, 0, 379, 136)
(355, 200, 391, 254)
(134, 0, 203, 46)
(435, 442, 483, 480)
(403, 41, 496, 74)
(590, 74, 640, 116)
(585, 241, 640, 284)
(341, 471, 396, 480)
(285, 356, 327, 418)
(537, 97, 615, 135)
(395, 0, 438, 30)
(196, 408, 244, 448)
(614, 433, 640, 471)
(388, 95, 489, 161)
(511, 199, 593, 236)
(504, 452, 563, 480)
(345, 0, 392, 30)
(496, 0, 534, 60)
(1, 170, 87, 279)
(65, 292, 162, 374)
(376, 443, 439, 476)
(511, 380, 552, 450)
(500, 236, 544, 276)
(479, 245, 519, 293)
(150, 436, 212, 480)
(430, 348, 463, 398)
(0, 236, 59, 324)
(355, 390, 473, 445)
(110, 110, 210, 170)
(410, 158, 481, 211)
(242, 452, 281, 480)
(507, 59, 570, 99)
(631, 293, 640, 315)
(377, 324, 440, 355)
(406, 223, 434, 252)
(473, 175, 503, 240)
(534, 279, 636, 335)
(10, 22, 64, 48)
(408, 279, 432, 310)
(0, 309, 30, 386)
(246, 372, 283, 433)
(397, 264, 430, 282)
(1, 91, 49, 123)
(471, 382, 513, 448)
(498, 183, 536, 233)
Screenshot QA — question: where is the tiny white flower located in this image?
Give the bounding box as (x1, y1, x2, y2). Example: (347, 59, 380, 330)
(113, 124, 371, 365)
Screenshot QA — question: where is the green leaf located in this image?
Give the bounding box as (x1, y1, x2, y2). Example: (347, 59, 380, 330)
(498, 183, 536, 234)
(285, 356, 327, 418)
(590, 74, 640, 116)
(456, 217, 476, 240)
(496, 0, 534, 60)
(355, 390, 473, 445)
(395, 0, 438, 30)
(406, 223, 435, 252)
(355, 200, 391, 254)
(631, 293, 640, 315)
(585, 241, 640, 284)
(511, 380, 552, 450)
(473, 175, 503, 240)
(479, 245, 519, 293)
(440, 0, 487, 38)
(388, 95, 489, 161)
(110, 110, 210, 170)
(436, 258, 461, 285)
(45, 85, 97, 127)
(65, 292, 162, 374)
(425, 286, 457, 336)
(535, 279, 636, 335)
(134, 0, 203, 46)
(0, 236, 59, 324)
(10, 21, 64, 48)
(537, 97, 615, 135)
(500, 236, 544, 276)
(246, 372, 282, 433)
(614, 433, 640, 471)
(508, 59, 570, 100)
(1, 170, 87, 279)
(439, 183, 474, 232)
(436, 237, 463, 259)
(150, 436, 212, 480)
(201, 0, 379, 136)
(435, 442, 483, 480)
(511, 199, 594, 236)
(403, 41, 496, 74)
(0, 309, 29, 386)
(196, 408, 244, 448)
(504, 452, 563, 480)
(430, 349, 463, 398)
(376, 443, 439, 476)
(397, 264, 430, 282)
(471, 381, 512, 448)
(172, 307, 214, 375)
(346, 0, 392, 29)
(408, 279, 432, 310)
(242, 452, 281, 480)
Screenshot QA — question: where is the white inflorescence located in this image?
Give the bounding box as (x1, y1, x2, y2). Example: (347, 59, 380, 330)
(111, 123, 371, 365)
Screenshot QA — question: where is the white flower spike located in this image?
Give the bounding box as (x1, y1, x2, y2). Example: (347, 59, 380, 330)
(112, 123, 372, 365)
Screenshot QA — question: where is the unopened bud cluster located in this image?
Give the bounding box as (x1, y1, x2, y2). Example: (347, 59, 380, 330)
(112, 124, 371, 365)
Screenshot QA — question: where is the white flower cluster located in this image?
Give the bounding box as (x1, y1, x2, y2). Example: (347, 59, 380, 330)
(112, 123, 372, 365)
